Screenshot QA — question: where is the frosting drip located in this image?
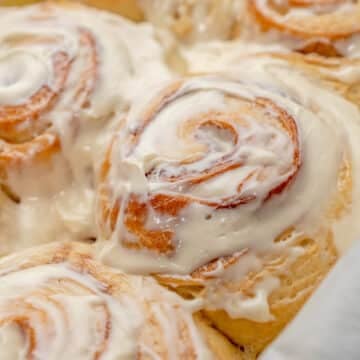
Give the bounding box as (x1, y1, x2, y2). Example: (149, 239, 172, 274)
(246, 0, 360, 57)
(0, 2, 171, 255)
(0, 264, 142, 359)
(0, 243, 213, 360)
(97, 59, 360, 278)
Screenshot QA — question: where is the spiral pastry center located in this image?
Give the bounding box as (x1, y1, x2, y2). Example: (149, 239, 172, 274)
(249, 0, 360, 55)
(0, 3, 105, 201)
(127, 80, 301, 210)
(97, 75, 328, 275)
(0, 51, 48, 106)
(0, 242, 215, 360)
(0, 264, 141, 359)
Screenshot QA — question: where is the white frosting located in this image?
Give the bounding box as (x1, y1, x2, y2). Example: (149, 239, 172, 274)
(97, 58, 360, 320)
(181, 41, 288, 73)
(181, 38, 360, 87)
(201, 250, 284, 322)
(0, 3, 171, 111)
(207, 275, 280, 322)
(253, 0, 356, 23)
(0, 263, 143, 359)
(246, 0, 360, 58)
(0, 250, 212, 360)
(0, 3, 171, 255)
(99, 64, 360, 269)
(1, 0, 360, 344)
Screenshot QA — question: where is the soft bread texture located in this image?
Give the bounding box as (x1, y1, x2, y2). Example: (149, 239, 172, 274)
(262, 53, 360, 106)
(201, 232, 337, 357)
(181, 41, 360, 108)
(0, 0, 165, 199)
(248, 0, 360, 40)
(0, 241, 244, 359)
(156, 227, 338, 357)
(0, 1, 170, 256)
(96, 63, 360, 357)
(235, 52, 360, 107)
(1, 1, 360, 359)
(243, 0, 360, 58)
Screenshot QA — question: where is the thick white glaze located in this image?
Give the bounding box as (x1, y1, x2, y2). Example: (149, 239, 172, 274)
(246, 0, 360, 58)
(182, 38, 360, 86)
(100, 63, 360, 267)
(0, 3, 170, 111)
(0, 263, 142, 359)
(0, 3, 171, 254)
(1, 0, 360, 332)
(97, 57, 360, 320)
(0, 245, 212, 360)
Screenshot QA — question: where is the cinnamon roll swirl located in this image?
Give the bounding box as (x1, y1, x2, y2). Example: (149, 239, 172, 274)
(0, 1, 169, 198)
(182, 39, 360, 108)
(0, 241, 242, 359)
(0, 1, 170, 253)
(96, 62, 360, 356)
(246, 0, 360, 58)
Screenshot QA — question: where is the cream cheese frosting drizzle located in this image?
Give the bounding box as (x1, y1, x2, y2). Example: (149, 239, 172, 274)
(98, 57, 360, 322)
(97, 57, 360, 284)
(0, 2, 171, 255)
(0, 264, 142, 359)
(246, 0, 360, 58)
(0, 242, 213, 360)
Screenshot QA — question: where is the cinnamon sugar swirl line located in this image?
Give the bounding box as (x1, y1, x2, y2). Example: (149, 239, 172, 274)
(139, 0, 245, 43)
(0, 241, 234, 359)
(245, 0, 360, 58)
(227, 0, 360, 109)
(96, 64, 360, 356)
(0, 2, 170, 253)
(97, 71, 358, 271)
(181, 39, 360, 107)
(0, 27, 96, 197)
(0, 1, 170, 198)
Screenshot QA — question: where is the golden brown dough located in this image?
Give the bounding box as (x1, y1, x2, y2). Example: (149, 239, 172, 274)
(0, 1, 168, 200)
(0, 240, 244, 359)
(244, 0, 360, 58)
(238, 51, 360, 107)
(96, 66, 360, 357)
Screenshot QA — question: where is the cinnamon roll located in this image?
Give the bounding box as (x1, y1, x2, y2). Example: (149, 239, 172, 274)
(255, 51, 360, 106)
(0, 1, 170, 253)
(0, 1, 169, 198)
(0, 241, 242, 359)
(188, 1, 360, 107)
(181, 39, 360, 108)
(139, 0, 244, 43)
(245, 0, 360, 58)
(96, 62, 360, 356)
(237, 1, 360, 108)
